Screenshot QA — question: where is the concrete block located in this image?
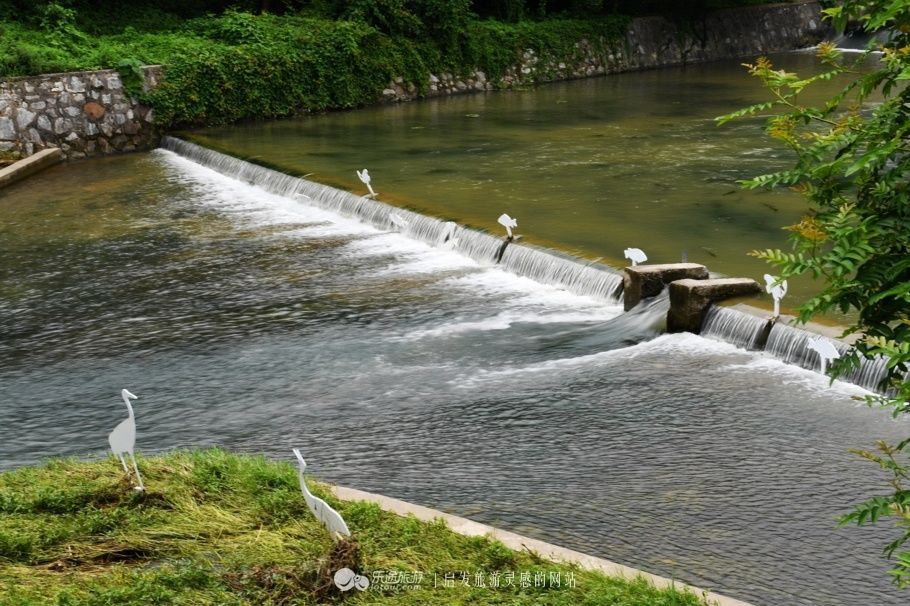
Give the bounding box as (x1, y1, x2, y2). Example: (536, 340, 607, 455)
(0, 147, 63, 190)
(667, 277, 762, 333)
(623, 263, 708, 310)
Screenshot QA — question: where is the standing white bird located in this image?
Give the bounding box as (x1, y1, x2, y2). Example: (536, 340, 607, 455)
(292, 449, 351, 540)
(624, 248, 648, 266)
(807, 335, 841, 374)
(356, 169, 376, 198)
(497, 213, 518, 239)
(764, 274, 788, 317)
(108, 389, 144, 491)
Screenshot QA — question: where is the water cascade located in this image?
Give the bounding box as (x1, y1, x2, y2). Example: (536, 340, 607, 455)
(700, 305, 770, 350)
(161, 137, 623, 303)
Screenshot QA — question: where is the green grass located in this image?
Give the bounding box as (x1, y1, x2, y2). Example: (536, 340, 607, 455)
(0, 448, 708, 605)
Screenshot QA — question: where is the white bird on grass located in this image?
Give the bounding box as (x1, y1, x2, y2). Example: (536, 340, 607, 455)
(292, 449, 351, 540)
(108, 389, 144, 491)
(764, 274, 788, 317)
(624, 247, 647, 266)
(356, 169, 376, 198)
(807, 335, 841, 374)
(497, 213, 517, 239)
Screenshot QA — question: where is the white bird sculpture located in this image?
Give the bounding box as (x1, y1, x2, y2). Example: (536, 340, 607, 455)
(108, 389, 144, 491)
(624, 247, 647, 266)
(389, 213, 408, 231)
(356, 169, 376, 198)
(764, 274, 788, 317)
(807, 335, 841, 374)
(497, 213, 517, 239)
(292, 449, 351, 540)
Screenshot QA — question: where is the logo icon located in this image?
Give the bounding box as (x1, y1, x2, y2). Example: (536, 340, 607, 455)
(334, 567, 370, 592)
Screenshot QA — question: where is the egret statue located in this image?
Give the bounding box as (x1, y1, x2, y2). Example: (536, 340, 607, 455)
(807, 335, 841, 374)
(356, 169, 376, 198)
(389, 213, 408, 231)
(764, 274, 788, 317)
(292, 449, 351, 540)
(497, 213, 517, 239)
(108, 389, 144, 491)
(624, 248, 647, 267)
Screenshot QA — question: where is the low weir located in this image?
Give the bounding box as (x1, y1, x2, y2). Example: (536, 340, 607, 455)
(161, 136, 900, 396)
(160, 137, 625, 303)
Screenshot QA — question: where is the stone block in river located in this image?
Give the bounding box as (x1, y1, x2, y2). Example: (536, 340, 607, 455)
(623, 263, 709, 311)
(667, 278, 762, 334)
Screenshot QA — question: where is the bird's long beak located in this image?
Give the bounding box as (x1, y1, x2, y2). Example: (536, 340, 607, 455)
(124, 390, 138, 399)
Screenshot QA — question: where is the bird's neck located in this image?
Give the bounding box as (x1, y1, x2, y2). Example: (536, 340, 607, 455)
(124, 400, 135, 419)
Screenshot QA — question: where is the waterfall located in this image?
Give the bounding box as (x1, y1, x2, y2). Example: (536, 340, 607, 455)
(766, 323, 896, 394)
(700, 305, 770, 350)
(160, 136, 622, 303)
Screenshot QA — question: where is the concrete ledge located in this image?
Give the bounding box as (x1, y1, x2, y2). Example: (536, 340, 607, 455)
(623, 263, 709, 311)
(0, 148, 63, 190)
(333, 485, 755, 606)
(667, 278, 762, 333)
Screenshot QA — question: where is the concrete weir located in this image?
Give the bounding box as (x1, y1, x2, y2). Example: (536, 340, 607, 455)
(0, 147, 62, 190)
(667, 278, 763, 333)
(623, 263, 709, 311)
(333, 485, 756, 606)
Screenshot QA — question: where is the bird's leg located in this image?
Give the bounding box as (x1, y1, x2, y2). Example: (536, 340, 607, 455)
(118, 454, 130, 476)
(129, 453, 145, 491)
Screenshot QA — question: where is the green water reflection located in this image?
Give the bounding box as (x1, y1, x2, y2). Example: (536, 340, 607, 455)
(189, 52, 857, 315)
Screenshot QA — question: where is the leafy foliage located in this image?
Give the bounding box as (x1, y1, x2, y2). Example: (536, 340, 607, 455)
(718, 0, 910, 587)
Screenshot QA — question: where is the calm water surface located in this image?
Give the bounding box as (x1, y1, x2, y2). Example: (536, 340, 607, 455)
(0, 149, 906, 606)
(190, 52, 856, 309)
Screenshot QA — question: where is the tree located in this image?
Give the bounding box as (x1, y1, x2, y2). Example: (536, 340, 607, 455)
(718, 0, 910, 587)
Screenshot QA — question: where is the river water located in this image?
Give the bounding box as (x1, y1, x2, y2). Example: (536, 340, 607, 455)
(1, 55, 906, 606)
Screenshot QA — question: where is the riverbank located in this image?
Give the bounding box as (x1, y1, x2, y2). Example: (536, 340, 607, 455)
(0, 448, 713, 605)
(0, 1, 826, 160)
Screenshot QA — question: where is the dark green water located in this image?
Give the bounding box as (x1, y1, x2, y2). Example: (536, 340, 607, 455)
(190, 52, 849, 311)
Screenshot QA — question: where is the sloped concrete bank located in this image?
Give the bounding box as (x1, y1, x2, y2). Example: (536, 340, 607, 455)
(333, 485, 756, 606)
(1, 2, 824, 162)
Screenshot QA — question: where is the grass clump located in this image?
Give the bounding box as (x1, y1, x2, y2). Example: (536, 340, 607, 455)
(0, 448, 708, 605)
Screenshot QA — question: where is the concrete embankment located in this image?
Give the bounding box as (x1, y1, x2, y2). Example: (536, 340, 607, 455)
(0, 147, 62, 190)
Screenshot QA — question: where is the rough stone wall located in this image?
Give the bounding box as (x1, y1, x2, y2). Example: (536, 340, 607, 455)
(382, 0, 826, 102)
(0, 66, 160, 161)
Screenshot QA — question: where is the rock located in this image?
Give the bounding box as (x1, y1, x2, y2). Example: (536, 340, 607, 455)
(666, 278, 763, 333)
(623, 263, 708, 311)
(67, 76, 85, 93)
(16, 108, 36, 129)
(0, 117, 15, 140)
(64, 106, 81, 118)
(37, 115, 52, 132)
(83, 101, 106, 120)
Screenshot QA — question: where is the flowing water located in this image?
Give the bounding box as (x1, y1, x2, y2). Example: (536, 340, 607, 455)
(1, 145, 907, 606)
(186, 52, 861, 312)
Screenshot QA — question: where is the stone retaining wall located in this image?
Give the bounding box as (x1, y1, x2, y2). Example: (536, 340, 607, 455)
(0, 66, 160, 161)
(382, 1, 826, 102)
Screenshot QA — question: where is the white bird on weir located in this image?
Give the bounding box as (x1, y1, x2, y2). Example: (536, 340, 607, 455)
(108, 389, 144, 491)
(356, 169, 376, 198)
(292, 449, 351, 540)
(807, 335, 841, 374)
(624, 247, 647, 266)
(764, 274, 788, 317)
(497, 213, 517, 239)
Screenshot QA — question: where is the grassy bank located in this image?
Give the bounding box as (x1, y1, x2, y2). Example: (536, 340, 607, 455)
(0, 448, 707, 605)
